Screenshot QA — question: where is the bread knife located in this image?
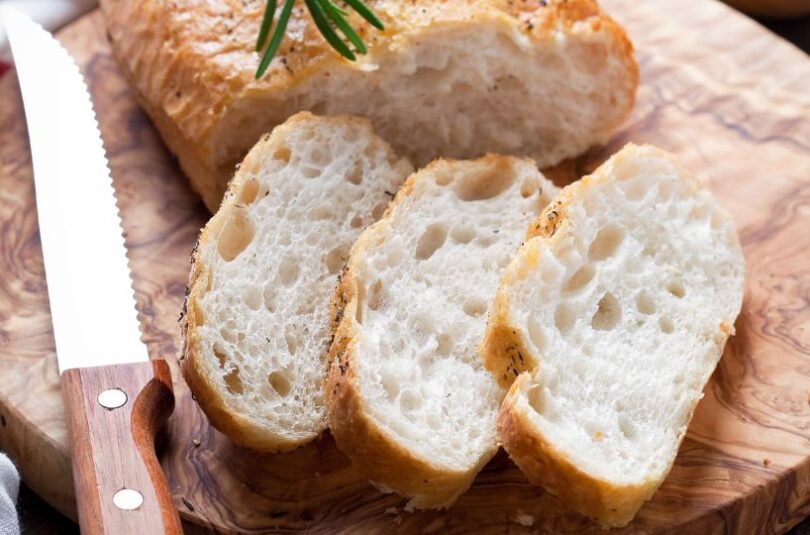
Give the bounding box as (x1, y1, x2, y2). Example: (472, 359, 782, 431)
(2, 7, 182, 534)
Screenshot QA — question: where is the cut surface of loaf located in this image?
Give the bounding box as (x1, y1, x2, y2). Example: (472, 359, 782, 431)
(326, 156, 559, 508)
(482, 144, 745, 527)
(182, 112, 412, 451)
(100, 0, 636, 211)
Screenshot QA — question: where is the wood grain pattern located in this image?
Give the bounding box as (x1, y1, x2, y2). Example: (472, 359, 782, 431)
(0, 0, 809, 532)
(61, 360, 181, 535)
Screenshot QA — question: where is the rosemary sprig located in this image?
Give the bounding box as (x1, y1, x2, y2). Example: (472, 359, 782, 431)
(255, 0, 384, 79)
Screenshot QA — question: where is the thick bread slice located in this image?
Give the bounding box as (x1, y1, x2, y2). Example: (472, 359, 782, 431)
(325, 156, 559, 508)
(100, 0, 636, 211)
(481, 144, 745, 527)
(182, 112, 412, 452)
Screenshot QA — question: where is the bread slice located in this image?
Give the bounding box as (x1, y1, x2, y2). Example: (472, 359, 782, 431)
(481, 144, 745, 527)
(100, 0, 637, 211)
(325, 156, 559, 508)
(182, 112, 412, 452)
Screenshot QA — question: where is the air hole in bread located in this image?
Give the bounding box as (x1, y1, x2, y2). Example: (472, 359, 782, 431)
(326, 244, 350, 274)
(346, 162, 363, 185)
(563, 264, 595, 293)
(666, 281, 685, 299)
(555, 303, 575, 334)
(351, 215, 364, 228)
(310, 205, 333, 220)
(263, 285, 277, 312)
(302, 166, 321, 179)
(310, 147, 328, 166)
(527, 315, 545, 353)
(659, 317, 674, 334)
(453, 166, 516, 201)
(635, 291, 656, 315)
(673, 373, 685, 385)
(450, 225, 476, 244)
(619, 416, 636, 439)
(278, 257, 300, 286)
(614, 158, 641, 182)
(285, 332, 298, 355)
(273, 146, 291, 163)
(268, 371, 291, 397)
(213, 344, 228, 368)
(588, 224, 624, 261)
(690, 202, 710, 220)
(238, 179, 260, 205)
(217, 210, 254, 262)
(520, 178, 538, 198)
(382, 373, 399, 399)
(643, 243, 656, 257)
(658, 178, 674, 199)
(434, 171, 454, 186)
(220, 326, 237, 344)
(527, 384, 543, 414)
(224, 367, 244, 395)
(415, 223, 448, 260)
(244, 287, 262, 310)
(592, 292, 621, 331)
(367, 280, 385, 312)
(400, 390, 422, 413)
(624, 178, 646, 201)
(372, 201, 388, 221)
(711, 212, 724, 230)
(462, 297, 487, 317)
(436, 332, 452, 355)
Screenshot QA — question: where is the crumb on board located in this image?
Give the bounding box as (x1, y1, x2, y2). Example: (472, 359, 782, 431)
(763, 458, 771, 467)
(515, 512, 535, 527)
(384, 507, 398, 515)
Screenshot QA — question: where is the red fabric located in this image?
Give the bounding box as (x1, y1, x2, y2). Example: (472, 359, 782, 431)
(0, 60, 11, 78)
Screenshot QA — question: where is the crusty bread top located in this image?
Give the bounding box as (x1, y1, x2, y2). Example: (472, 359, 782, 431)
(102, 0, 628, 139)
(100, 0, 636, 210)
(182, 112, 412, 452)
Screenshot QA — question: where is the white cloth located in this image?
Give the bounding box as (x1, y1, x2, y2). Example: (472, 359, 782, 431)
(0, 0, 99, 60)
(0, 454, 19, 535)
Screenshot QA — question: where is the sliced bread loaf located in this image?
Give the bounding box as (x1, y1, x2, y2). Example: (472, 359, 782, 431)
(182, 112, 413, 452)
(481, 144, 745, 527)
(325, 156, 559, 508)
(101, 0, 637, 211)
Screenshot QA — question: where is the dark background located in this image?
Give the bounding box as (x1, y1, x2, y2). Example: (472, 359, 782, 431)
(12, 7, 810, 535)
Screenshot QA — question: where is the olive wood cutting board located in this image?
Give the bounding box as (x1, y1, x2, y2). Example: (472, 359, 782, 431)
(1, 0, 809, 532)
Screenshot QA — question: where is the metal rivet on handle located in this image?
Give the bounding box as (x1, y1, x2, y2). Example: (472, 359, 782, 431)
(97, 388, 127, 410)
(113, 488, 144, 511)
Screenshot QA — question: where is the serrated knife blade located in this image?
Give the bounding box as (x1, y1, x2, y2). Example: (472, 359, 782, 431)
(4, 7, 182, 533)
(3, 6, 147, 371)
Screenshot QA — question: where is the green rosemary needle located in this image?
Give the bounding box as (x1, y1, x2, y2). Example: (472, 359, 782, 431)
(255, 0, 384, 79)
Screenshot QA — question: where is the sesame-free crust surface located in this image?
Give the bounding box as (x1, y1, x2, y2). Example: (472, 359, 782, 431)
(1, 1, 809, 532)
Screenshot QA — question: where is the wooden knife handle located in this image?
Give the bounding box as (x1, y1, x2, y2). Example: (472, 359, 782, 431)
(60, 360, 182, 535)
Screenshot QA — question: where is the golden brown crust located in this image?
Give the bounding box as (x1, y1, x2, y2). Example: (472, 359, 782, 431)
(100, 0, 637, 211)
(498, 374, 657, 528)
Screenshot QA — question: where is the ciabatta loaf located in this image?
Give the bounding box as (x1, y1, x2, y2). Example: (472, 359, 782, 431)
(100, 0, 636, 211)
(326, 156, 558, 508)
(482, 144, 745, 527)
(182, 113, 412, 452)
